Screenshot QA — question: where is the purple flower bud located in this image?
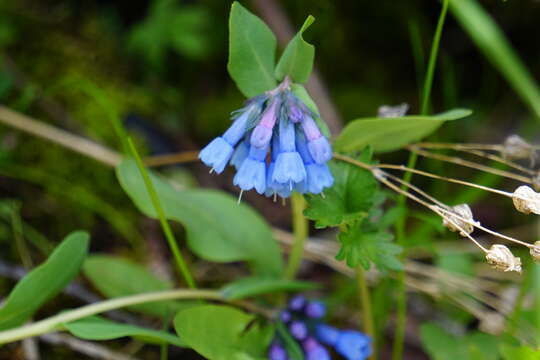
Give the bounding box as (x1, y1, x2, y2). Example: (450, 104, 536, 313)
(268, 343, 288, 360)
(290, 105, 304, 123)
(233, 144, 268, 194)
(315, 324, 340, 346)
(199, 137, 234, 174)
(307, 136, 332, 164)
(289, 321, 308, 340)
(288, 295, 306, 311)
(301, 116, 322, 142)
(305, 301, 326, 318)
(280, 310, 292, 323)
(335, 330, 372, 360)
(250, 124, 273, 149)
(303, 338, 331, 360)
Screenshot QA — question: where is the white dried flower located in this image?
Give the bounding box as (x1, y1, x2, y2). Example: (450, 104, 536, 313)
(530, 241, 540, 263)
(377, 103, 409, 118)
(500, 135, 537, 165)
(485, 244, 522, 273)
(512, 185, 540, 215)
(442, 204, 475, 236)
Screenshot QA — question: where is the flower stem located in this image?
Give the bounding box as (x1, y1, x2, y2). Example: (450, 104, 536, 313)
(285, 193, 308, 279)
(127, 137, 197, 289)
(0, 289, 221, 344)
(356, 266, 376, 360)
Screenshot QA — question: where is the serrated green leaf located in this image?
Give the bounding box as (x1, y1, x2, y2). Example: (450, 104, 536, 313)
(174, 305, 272, 360)
(64, 316, 184, 347)
(228, 2, 277, 97)
(336, 225, 402, 272)
(304, 156, 377, 228)
(221, 277, 318, 300)
(83, 255, 195, 316)
(275, 16, 315, 83)
(0, 231, 89, 330)
(117, 160, 283, 276)
(334, 108, 472, 153)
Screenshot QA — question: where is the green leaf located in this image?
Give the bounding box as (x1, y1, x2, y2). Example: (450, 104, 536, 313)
(221, 277, 318, 300)
(64, 316, 184, 347)
(450, 0, 540, 120)
(117, 160, 283, 276)
(336, 224, 402, 272)
(420, 323, 468, 360)
(304, 156, 378, 228)
(275, 322, 304, 360)
(275, 16, 315, 83)
(83, 255, 193, 316)
(0, 231, 89, 330)
(334, 108, 472, 153)
(174, 305, 273, 360)
(228, 1, 277, 97)
(499, 344, 540, 360)
(291, 84, 330, 138)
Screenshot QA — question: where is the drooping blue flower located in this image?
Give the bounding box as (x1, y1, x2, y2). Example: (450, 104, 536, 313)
(229, 138, 249, 169)
(303, 338, 331, 360)
(266, 134, 292, 199)
(273, 116, 306, 185)
(268, 342, 288, 360)
(296, 132, 334, 194)
(335, 330, 372, 360)
(233, 143, 268, 194)
(315, 324, 340, 346)
(301, 116, 332, 164)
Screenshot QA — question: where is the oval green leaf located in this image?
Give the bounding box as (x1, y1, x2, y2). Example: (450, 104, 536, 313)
(334, 108, 472, 153)
(64, 316, 184, 347)
(228, 1, 277, 97)
(0, 231, 89, 330)
(117, 160, 283, 277)
(221, 277, 318, 300)
(275, 16, 315, 83)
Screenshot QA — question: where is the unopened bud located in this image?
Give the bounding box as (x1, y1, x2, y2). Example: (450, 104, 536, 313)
(512, 185, 540, 215)
(500, 135, 537, 165)
(377, 103, 409, 118)
(485, 244, 521, 273)
(530, 241, 540, 263)
(442, 204, 475, 236)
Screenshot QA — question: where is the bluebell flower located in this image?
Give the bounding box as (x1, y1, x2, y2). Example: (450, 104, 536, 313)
(279, 310, 292, 323)
(305, 301, 326, 318)
(251, 98, 279, 149)
(268, 342, 288, 360)
(301, 116, 332, 164)
(303, 338, 331, 360)
(335, 330, 372, 360)
(272, 117, 306, 185)
(289, 320, 308, 340)
(296, 133, 333, 194)
(288, 295, 306, 311)
(315, 324, 340, 346)
(233, 143, 268, 194)
(266, 135, 293, 199)
(229, 138, 249, 169)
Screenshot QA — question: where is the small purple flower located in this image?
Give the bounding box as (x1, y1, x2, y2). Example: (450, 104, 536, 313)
(268, 342, 288, 360)
(335, 330, 372, 360)
(315, 324, 340, 346)
(280, 310, 292, 323)
(303, 338, 331, 360)
(251, 99, 279, 149)
(233, 144, 268, 194)
(289, 321, 308, 340)
(288, 295, 306, 311)
(305, 301, 326, 319)
(273, 117, 306, 185)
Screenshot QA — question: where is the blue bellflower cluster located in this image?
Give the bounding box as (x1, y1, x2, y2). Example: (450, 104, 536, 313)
(269, 296, 372, 360)
(199, 82, 333, 199)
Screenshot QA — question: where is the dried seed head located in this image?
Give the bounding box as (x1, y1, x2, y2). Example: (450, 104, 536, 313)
(485, 244, 522, 273)
(442, 204, 475, 236)
(500, 135, 537, 165)
(377, 103, 409, 118)
(530, 241, 540, 263)
(512, 185, 540, 215)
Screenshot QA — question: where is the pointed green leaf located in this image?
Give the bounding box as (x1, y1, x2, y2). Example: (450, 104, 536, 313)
(275, 16, 315, 83)
(228, 1, 277, 97)
(334, 108, 472, 153)
(221, 277, 318, 300)
(117, 160, 283, 276)
(64, 316, 184, 347)
(0, 231, 89, 330)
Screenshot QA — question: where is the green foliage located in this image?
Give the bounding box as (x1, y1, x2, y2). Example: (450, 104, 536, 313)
(275, 16, 315, 83)
(0, 231, 89, 330)
(174, 305, 273, 360)
(420, 323, 501, 360)
(127, 0, 210, 69)
(117, 160, 283, 276)
(228, 2, 277, 97)
(499, 344, 540, 359)
(275, 321, 304, 360)
(221, 277, 318, 300)
(450, 0, 540, 119)
(334, 109, 472, 153)
(64, 316, 184, 346)
(83, 255, 193, 317)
